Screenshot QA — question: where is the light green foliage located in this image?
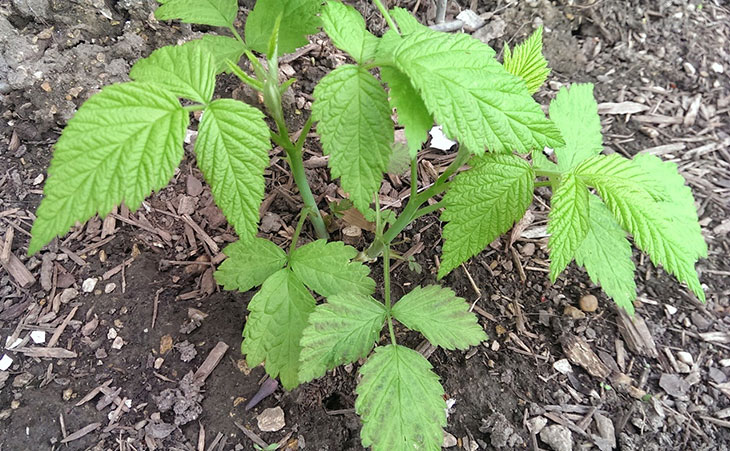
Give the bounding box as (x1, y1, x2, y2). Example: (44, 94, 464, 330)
(299, 294, 387, 383)
(532, 148, 558, 172)
(547, 173, 590, 281)
(503, 26, 550, 94)
(381, 67, 432, 157)
(389, 7, 422, 34)
(549, 84, 603, 171)
(387, 142, 412, 174)
(391, 285, 487, 350)
(29, 82, 188, 254)
(190, 35, 246, 73)
(242, 269, 316, 390)
(321, 1, 379, 63)
(439, 154, 535, 278)
(575, 195, 637, 313)
(290, 240, 375, 297)
(633, 153, 707, 259)
(356, 345, 446, 451)
(195, 99, 270, 241)
(155, 0, 237, 28)
(245, 0, 321, 54)
(576, 155, 705, 300)
(312, 65, 393, 213)
(130, 43, 216, 104)
(391, 27, 563, 154)
(215, 238, 287, 292)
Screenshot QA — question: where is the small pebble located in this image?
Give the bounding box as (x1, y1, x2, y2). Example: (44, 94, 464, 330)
(443, 432, 458, 448)
(62, 388, 73, 401)
(104, 283, 116, 294)
(107, 328, 117, 339)
(579, 294, 598, 312)
(677, 351, 693, 366)
(111, 336, 124, 350)
(564, 305, 585, 319)
(257, 406, 285, 432)
(527, 416, 548, 434)
(665, 304, 678, 315)
(154, 357, 164, 369)
(553, 359, 573, 375)
(10, 400, 20, 410)
(711, 62, 724, 73)
(82, 278, 98, 293)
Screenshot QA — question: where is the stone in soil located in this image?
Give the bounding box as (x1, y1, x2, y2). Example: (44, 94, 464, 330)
(257, 406, 285, 432)
(443, 432, 458, 447)
(579, 294, 598, 312)
(659, 373, 690, 397)
(540, 425, 573, 451)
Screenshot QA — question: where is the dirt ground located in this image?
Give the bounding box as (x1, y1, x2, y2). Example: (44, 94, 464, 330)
(1, 0, 729, 450)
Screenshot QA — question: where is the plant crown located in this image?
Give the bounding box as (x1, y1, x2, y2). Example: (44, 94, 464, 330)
(28, 0, 706, 449)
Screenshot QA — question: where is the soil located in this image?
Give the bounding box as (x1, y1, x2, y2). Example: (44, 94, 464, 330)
(1, 1, 730, 450)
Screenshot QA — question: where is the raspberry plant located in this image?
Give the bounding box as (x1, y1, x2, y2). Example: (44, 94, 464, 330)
(28, 0, 706, 449)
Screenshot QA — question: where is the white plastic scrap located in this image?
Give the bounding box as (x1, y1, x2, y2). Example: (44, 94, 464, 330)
(0, 354, 13, 371)
(5, 336, 22, 349)
(30, 331, 46, 344)
(429, 126, 457, 151)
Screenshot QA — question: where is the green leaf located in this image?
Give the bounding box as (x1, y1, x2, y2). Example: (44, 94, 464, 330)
(576, 155, 705, 301)
(299, 294, 387, 383)
(547, 172, 590, 281)
(390, 7, 423, 34)
(321, 1, 379, 63)
(244, 0, 321, 54)
(195, 99, 270, 242)
(381, 66, 432, 157)
(392, 28, 564, 154)
(29, 82, 188, 255)
(532, 148, 558, 172)
(440, 154, 535, 278)
(190, 35, 246, 74)
(633, 153, 707, 260)
(215, 238, 287, 292)
(290, 239, 375, 297)
(356, 345, 446, 451)
(392, 285, 487, 350)
(312, 65, 393, 212)
(387, 141, 411, 174)
(155, 0, 237, 28)
(242, 269, 316, 390)
(130, 43, 216, 104)
(575, 195, 636, 313)
(503, 26, 550, 94)
(549, 83, 603, 171)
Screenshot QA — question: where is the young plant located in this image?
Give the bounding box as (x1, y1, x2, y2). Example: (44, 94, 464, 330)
(28, 0, 706, 449)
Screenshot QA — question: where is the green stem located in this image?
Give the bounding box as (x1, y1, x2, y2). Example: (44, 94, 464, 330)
(383, 245, 397, 345)
(534, 180, 553, 187)
(226, 61, 263, 91)
(372, 0, 400, 35)
(228, 25, 244, 45)
(534, 168, 562, 178)
(288, 144, 329, 240)
(289, 208, 310, 253)
(183, 104, 206, 112)
(413, 200, 445, 220)
(410, 157, 418, 199)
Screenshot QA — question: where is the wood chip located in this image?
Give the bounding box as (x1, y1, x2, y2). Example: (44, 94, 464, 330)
(1, 252, 35, 288)
(617, 310, 658, 358)
(598, 102, 649, 115)
(193, 341, 228, 383)
(76, 380, 113, 406)
(1, 227, 13, 263)
(60, 422, 101, 443)
(14, 347, 77, 358)
(560, 334, 611, 379)
(182, 214, 219, 254)
(47, 305, 78, 348)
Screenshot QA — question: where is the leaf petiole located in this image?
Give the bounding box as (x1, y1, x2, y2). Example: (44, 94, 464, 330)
(372, 0, 400, 35)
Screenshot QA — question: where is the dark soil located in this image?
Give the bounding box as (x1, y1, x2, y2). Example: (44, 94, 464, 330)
(1, 1, 729, 450)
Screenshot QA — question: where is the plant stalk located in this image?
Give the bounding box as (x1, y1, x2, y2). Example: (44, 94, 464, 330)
(383, 245, 397, 345)
(372, 0, 400, 35)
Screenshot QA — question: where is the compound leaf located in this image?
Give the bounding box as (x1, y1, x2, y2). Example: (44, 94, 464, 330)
(245, 0, 321, 54)
(356, 345, 446, 451)
(440, 154, 535, 278)
(381, 66, 432, 157)
(312, 65, 393, 213)
(390, 7, 423, 34)
(633, 153, 707, 260)
(575, 195, 636, 313)
(242, 269, 316, 390)
(549, 83, 603, 171)
(29, 82, 188, 254)
(195, 99, 270, 242)
(190, 35, 246, 73)
(392, 285, 486, 350)
(547, 172, 590, 281)
(576, 155, 705, 301)
(215, 238, 287, 292)
(393, 28, 563, 154)
(130, 42, 216, 104)
(290, 239, 375, 297)
(503, 26, 550, 94)
(321, 0, 379, 63)
(155, 0, 237, 28)
(299, 294, 387, 383)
